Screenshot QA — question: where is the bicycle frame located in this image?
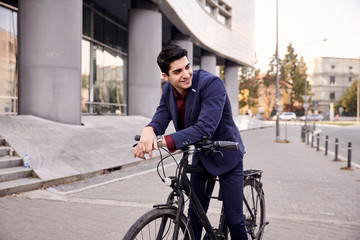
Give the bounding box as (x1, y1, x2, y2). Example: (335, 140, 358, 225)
(157, 151, 268, 240)
(157, 150, 219, 240)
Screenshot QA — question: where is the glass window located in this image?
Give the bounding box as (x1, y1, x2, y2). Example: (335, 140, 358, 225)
(82, 41, 127, 115)
(0, 5, 18, 115)
(205, 2, 215, 15)
(83, 5, 90, 37)
(81, 39, 90, 112)
(93, 12, 104, 43)
(218, 13, 226, 25)
(93, 45, 127, 115)
(104, 19, 117, 48)
(329, 76, 335, 85)
(82, 1, 129, 115)
(116, 27, 128, 53)
(330, 92, 335, 100)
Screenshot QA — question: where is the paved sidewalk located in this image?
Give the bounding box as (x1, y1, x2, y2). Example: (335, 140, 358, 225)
(241, 126, 360, 239)
(0, 123, 359, 239)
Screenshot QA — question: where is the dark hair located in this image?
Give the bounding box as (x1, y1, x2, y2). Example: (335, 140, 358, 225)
(157, 44, 188, 75)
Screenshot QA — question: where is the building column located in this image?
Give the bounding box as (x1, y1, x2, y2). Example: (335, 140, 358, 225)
(171, 38, 193, 66)
(225, 64, 240, 117)
(201, 53, 216, 75)
(128, 8, 162, 118)
(18, 0, 82, 125)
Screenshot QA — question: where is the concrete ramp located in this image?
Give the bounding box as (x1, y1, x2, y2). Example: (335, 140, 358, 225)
(0, 115, 157, 184)
(0, 114, 267, 195)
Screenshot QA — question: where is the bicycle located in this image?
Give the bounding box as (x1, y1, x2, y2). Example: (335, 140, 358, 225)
(123, 136, 268, 240)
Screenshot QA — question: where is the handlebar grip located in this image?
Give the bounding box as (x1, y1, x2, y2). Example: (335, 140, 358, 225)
(214, 141, 239, 151)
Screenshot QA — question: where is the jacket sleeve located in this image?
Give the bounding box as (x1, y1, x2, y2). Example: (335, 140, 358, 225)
(148, 84, 172, 136)
(171, 76, 227, 149)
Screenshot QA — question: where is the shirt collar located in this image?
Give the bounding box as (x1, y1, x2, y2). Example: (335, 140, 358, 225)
(173, 87, 188, 99)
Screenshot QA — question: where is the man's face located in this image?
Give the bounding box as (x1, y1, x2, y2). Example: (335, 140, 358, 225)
(162, 56, 193, 95)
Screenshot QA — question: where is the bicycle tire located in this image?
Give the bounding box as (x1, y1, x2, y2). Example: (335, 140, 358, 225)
(123, 207, 195, 240)
(243, 178, 266, 240)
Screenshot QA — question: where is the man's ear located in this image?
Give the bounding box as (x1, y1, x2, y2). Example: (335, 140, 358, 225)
(161, 72, 169, 81)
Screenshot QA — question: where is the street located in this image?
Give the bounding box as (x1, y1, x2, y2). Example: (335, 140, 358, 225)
(277, 121, 360, 164)
(0, 125, 359, 239)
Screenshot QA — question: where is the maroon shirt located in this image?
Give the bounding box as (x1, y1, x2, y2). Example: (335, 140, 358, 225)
(163, 88, 188, 152)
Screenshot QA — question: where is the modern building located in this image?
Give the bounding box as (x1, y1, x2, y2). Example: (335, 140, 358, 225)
(307, 57, 360, 118)
(0, 0, 255, 125)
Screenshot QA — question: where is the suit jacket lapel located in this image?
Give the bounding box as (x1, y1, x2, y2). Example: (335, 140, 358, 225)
(169, 87, 179, 131)
(185, 73, 199, 128)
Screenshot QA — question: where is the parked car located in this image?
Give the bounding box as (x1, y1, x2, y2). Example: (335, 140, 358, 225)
(300, 114, 324, 121)
(278, 112, 297, 121)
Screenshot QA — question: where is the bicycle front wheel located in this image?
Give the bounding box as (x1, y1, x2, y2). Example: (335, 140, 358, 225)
(123, 207, 194, 240)
(243, 178, 266, 240)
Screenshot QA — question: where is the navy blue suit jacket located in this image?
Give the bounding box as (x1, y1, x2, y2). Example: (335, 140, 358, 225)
(149, 70, 245, 176)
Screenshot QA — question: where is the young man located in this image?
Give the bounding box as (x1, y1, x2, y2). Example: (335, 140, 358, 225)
(133, 44, 247, 239)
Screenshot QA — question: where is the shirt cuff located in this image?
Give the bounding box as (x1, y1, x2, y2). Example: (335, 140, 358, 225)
(164, 135, 176, 153)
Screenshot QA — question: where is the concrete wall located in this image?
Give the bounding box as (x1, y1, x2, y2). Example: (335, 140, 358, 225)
(160, 0, 255, 67)
(128, 9, 162, 118)
(225, 65, 240, 116)
(18, 0, 82, 125)
(308, 57, 360, 115)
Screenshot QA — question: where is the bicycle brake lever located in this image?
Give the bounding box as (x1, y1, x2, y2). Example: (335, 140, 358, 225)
(213, 150, 223, 157)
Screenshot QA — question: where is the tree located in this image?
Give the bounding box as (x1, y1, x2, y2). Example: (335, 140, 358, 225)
(335, 79, 359, 116)
(280, 43, 308, 111)
(259, 52, 277, 119)
(239, 67, 259, 113)
(292, 56, 310, 108)
(280, 43, 298, 85)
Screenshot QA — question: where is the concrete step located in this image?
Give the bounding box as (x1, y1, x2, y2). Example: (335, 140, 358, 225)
(0, 167, 32, 182)
(0, 178, 43, 196)
(0, 146, 10, 157)
(0, 156, 23, 169)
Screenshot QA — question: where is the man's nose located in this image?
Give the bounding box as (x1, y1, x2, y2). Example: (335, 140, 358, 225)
(183, 70, 190, 78)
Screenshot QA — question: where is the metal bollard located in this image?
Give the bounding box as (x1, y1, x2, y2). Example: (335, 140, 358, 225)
(306, 130, 309, 145)
(316, 134, 320, 151)
(311, 131, 314, 148)
(335, 138, 338, 161)
(325, 135, 328, 156)
(347, 142, 352, 168)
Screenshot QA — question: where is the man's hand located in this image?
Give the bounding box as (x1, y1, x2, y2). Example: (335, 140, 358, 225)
(133, 126, 157, 160)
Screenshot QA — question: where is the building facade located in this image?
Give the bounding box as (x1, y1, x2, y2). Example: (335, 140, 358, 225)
(0, 0, 254, 124)
(307, 57, 360, 118)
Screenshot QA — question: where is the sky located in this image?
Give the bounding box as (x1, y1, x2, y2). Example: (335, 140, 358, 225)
(254, 0, 360, 72)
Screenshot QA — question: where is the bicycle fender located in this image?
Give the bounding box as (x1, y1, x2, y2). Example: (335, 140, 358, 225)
(153, 204, 177, 210)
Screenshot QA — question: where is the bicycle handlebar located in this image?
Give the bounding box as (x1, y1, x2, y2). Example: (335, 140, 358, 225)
(134, 135, 238, 151)
(213, 141, 239, 151)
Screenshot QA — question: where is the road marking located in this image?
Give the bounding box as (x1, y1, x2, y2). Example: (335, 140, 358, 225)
(266, 214, 360, 226)
(318, 146, 360, 168)
(44, 162, 177, 195)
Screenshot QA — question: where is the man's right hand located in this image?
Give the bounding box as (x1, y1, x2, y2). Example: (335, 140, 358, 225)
(133, 126, 157, 160)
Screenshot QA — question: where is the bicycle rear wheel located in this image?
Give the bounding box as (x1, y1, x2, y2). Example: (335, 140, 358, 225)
(123, 207, 194, 240)
(243, 178, 266, 239)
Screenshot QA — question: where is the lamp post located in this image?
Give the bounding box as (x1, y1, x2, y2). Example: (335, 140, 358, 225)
(357, 76, 359, 123)
(275, 0, 280, 141)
